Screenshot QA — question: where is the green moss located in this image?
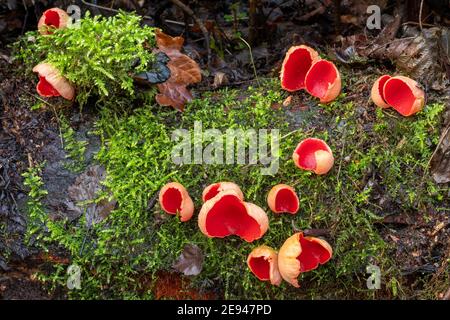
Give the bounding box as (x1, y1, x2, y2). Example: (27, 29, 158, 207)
(13, 11, 156, 106)
(59, 114, 88, 172)
(23, 79, 447, 299)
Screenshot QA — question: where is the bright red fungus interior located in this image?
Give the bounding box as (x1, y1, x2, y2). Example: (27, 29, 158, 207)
(162, 187, 182, 213)
(205, 194, 260, 241)
(297, 234, 331, 272)
(295, 139, 329, 170)
(37, 76, 60, 97)
(45, 10, 59, 28)
(275, 189, 298, 213)
(384, 79, 415, 115)
(44, 10, 61, 28)
(282, 48, 313, 91)
(305, 61, 337, 98)
(204, 184, 220, 201)
(249, 256, 270, 280)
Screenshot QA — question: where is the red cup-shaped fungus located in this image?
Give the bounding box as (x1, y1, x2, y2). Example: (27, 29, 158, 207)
(370, 75, 391, 109)
(267, 184, 299, 214)
(280, 45, 320, 92)
(198, 190, 269, 242)
(278, 232, 332, 287)
(32, 63, 75, 100)
(292, 138, 334, 175)
(247, 245, 282, 286)
(202, 182, 244, 202)
(305, 60, 341, 103)
(38, 8, 70, 35)
(159, 182, 194, 222)
(383, 76, 425, 117)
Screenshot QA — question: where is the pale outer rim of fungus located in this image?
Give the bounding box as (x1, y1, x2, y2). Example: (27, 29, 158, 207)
(32, 63, 75, 100)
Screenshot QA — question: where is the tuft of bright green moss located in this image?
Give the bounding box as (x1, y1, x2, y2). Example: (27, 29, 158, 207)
(23, 79, 447, 299)
(13, 11, 156, 106)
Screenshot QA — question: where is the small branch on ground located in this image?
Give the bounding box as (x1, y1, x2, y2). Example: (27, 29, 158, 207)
(168, 0, 211, 66)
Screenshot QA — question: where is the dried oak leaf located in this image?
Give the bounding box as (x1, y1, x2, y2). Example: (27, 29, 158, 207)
(155, 30, 202, 111)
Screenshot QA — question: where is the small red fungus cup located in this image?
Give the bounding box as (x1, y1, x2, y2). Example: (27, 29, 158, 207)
(159, 182, 194, 222)
(267, 184, 299, 214)
(278, 232, 332, 287)
(247, 245, 282, 286)
(32, 63, 75, 100)
(198, 190, 269, 242)
(202, 182, 244, 202)
(38, 8, 71, 35)
(305, 60, 342, 103)
(292, 138, 334, 175)
(280, 45, 320, 92)
(383, 76, 425, 117)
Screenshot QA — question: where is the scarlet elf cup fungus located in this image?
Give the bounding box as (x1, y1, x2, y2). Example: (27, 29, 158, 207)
(32, 63, 75, 100)
(280, 45, 341, 103)
(278, 232, 333, 288)
(38, 8, 70, 35)
(198, 190, 269, 242)
(292, 138, 334, 175)
(383, 76, 425, 117)
(159, 182, 194, 222)
(371, 75, 425, 116)
(305, 59, 342, 103)
(202, 182, 244, 202)
(247, 245, 282, 286)
(267, 184, 299, 214)
(280, 45, 319, 92)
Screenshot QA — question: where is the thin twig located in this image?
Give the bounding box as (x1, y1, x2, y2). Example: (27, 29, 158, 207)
(168, 0, 211, 66)
(336, 128, 347, 185)
(21, 0, 28, 35)
(426, 123, 450, 171)
(82, 0, 195, 26)
(418, 0, 425, 31)
(238, 37, 259, 85)
(18, 87, 64, 148)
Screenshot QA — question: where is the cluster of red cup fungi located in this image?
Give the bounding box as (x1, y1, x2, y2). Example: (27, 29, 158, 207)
(247, 232, 332, 287)
(33, 8, 75, 101)
(280, 45, 426, 117)
(280, 45, 341, 103)
(31, 8, 428, 288)
(155, 46, 428, 288)
(158, 177, 333, 287)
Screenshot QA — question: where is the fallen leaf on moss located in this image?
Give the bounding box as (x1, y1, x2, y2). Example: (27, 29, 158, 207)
(67, 165, 117, 226)
(172, 244, 204, 276)
(155, 30, 202, 111)
(156, 82, 193, 111)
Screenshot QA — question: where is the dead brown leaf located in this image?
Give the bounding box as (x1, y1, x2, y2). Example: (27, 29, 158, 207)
(156, 82, 193, 111)
(172, 244, 204, 276)
(155, 30, 201, 111)
(156, 29, 184, 52)
(165, 51, 202, 85)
